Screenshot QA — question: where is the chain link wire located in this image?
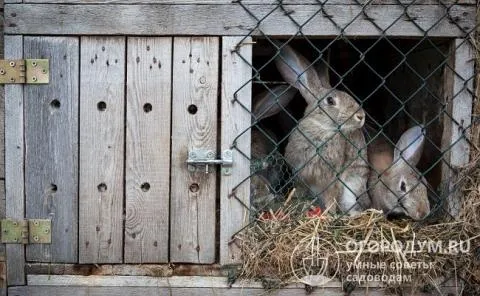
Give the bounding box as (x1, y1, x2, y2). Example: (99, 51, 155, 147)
(226, 0, 476, 234)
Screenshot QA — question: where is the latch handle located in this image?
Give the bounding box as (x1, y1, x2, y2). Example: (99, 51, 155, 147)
(187, 149, 233, 175)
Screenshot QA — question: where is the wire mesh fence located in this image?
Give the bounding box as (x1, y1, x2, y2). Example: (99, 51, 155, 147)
(226, 0, 477, 231)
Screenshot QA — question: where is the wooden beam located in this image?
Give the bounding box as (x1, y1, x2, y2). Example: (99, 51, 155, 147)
(19, 275, 461, 295)
(22, 0, 478, 5)
(8, 286, 416, 296)
(4, 4, 476, 37)
(4, 35, 25, 286)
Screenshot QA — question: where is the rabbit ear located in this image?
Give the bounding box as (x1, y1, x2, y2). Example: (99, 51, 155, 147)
(315, 49, 332, 89)
(274, 44, 323, 105)
(393, 125, 425, 165)
(253, 85, 297, 120)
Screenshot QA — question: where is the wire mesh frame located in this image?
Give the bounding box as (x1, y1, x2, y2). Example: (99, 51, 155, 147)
(224, 0, 477, 235)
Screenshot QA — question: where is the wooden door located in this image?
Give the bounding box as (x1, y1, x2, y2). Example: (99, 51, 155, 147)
(5, 35, 253, 284)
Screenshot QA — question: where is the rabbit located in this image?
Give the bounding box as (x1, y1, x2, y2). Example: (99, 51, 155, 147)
(273, 43, 369, 214)
(250, 85, 297, 212)
(367, 125, 430, 220)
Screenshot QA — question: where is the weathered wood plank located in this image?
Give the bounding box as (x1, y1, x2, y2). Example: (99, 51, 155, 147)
(9, 286, 403, 296)
(220, 37, 252, 265)
(25, 275, 463, 289)
(26, 263, 224, 277)
(125, 37, 172, 263)
(12, 276, 461, 296)
(21, 0, 478, 5)
(449, 39, 474, 169)
(170, 37, 219, 263)
(24, 37, 79, 263)
(0, 180, 4, 256)
(79, 37, 125, 263)
(442, 39, 474, 217)
(4, 35, 25, 286)
(4, 4, 476, 37)
(0, 6, 5, 181)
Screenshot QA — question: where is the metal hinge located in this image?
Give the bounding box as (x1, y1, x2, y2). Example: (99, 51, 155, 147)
(1, 219, 51, 244)
(187, 149, 233, 175)
(0, 59, 49, 84)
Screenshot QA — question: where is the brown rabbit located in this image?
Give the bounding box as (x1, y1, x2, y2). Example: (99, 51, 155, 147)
(368, 125, 430, 220)
(274, 43, 369, 214)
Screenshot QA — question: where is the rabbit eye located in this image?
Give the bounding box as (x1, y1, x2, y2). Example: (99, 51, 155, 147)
(326, 96, 335, 106)
(400, 180, 407, 192)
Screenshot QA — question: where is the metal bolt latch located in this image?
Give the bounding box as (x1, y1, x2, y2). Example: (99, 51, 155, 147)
(187, 149, 233, 175)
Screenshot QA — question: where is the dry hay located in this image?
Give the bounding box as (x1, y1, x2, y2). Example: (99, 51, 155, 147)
(237, 206, 480, 291)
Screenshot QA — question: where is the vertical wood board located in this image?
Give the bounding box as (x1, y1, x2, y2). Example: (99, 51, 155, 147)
(4, 35, 25, 285)
(450, 39, 474, 167)
(24, 36, 79, 263)
(170, 37, 219, 263)
(441, 39, 474, 217)
(79, 36, 125, 263)
(220, 37, 252, 264)
(125, 37, 172, 263)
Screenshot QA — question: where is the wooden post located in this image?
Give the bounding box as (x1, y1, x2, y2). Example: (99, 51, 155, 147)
(441, 39, 474, 218)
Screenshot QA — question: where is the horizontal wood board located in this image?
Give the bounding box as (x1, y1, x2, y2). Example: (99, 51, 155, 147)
(4, 4, 476, 37)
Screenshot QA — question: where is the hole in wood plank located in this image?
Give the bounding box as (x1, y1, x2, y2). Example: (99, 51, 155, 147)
(189, 183, 199, 193)
(141, 182, 150, 192)
(143, 103, 153, 113)
(50, 183, 58, 192)
(187, 104, 198, 115)
(50, 99, 61, 109)
(97, 101, 107, 111)
(97, 183, 107, 192)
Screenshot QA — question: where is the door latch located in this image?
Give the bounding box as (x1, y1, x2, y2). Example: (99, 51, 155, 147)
(187, 149, 233, 175)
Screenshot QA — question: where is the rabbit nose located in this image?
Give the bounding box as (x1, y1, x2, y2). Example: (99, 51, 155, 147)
(354, 113, 364, 123)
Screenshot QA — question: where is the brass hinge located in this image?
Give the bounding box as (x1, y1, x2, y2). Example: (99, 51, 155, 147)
(1, 219, 51, 244)
(0, 59, 49, 84)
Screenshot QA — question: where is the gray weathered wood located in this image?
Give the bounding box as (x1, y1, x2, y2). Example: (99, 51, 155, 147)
(79, 37, 125, 263)
(449, 39, 474, 169)
(21, 0, 478, 5)
(26, 263, 225, 277)
(0, 13, 4, 180)
(9, 284, 459, 296)
(442, 39, 474, 217)
(24, 275, 463, 290)
(170, 37, 219, 263)
(220, 37, 252, 265)
(125, 37, 172, 263)
(4, 35, 25, 286)
(6, 286, 364, 296)
(24, 37, 79, 263)
(4, 4, 476, 37)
